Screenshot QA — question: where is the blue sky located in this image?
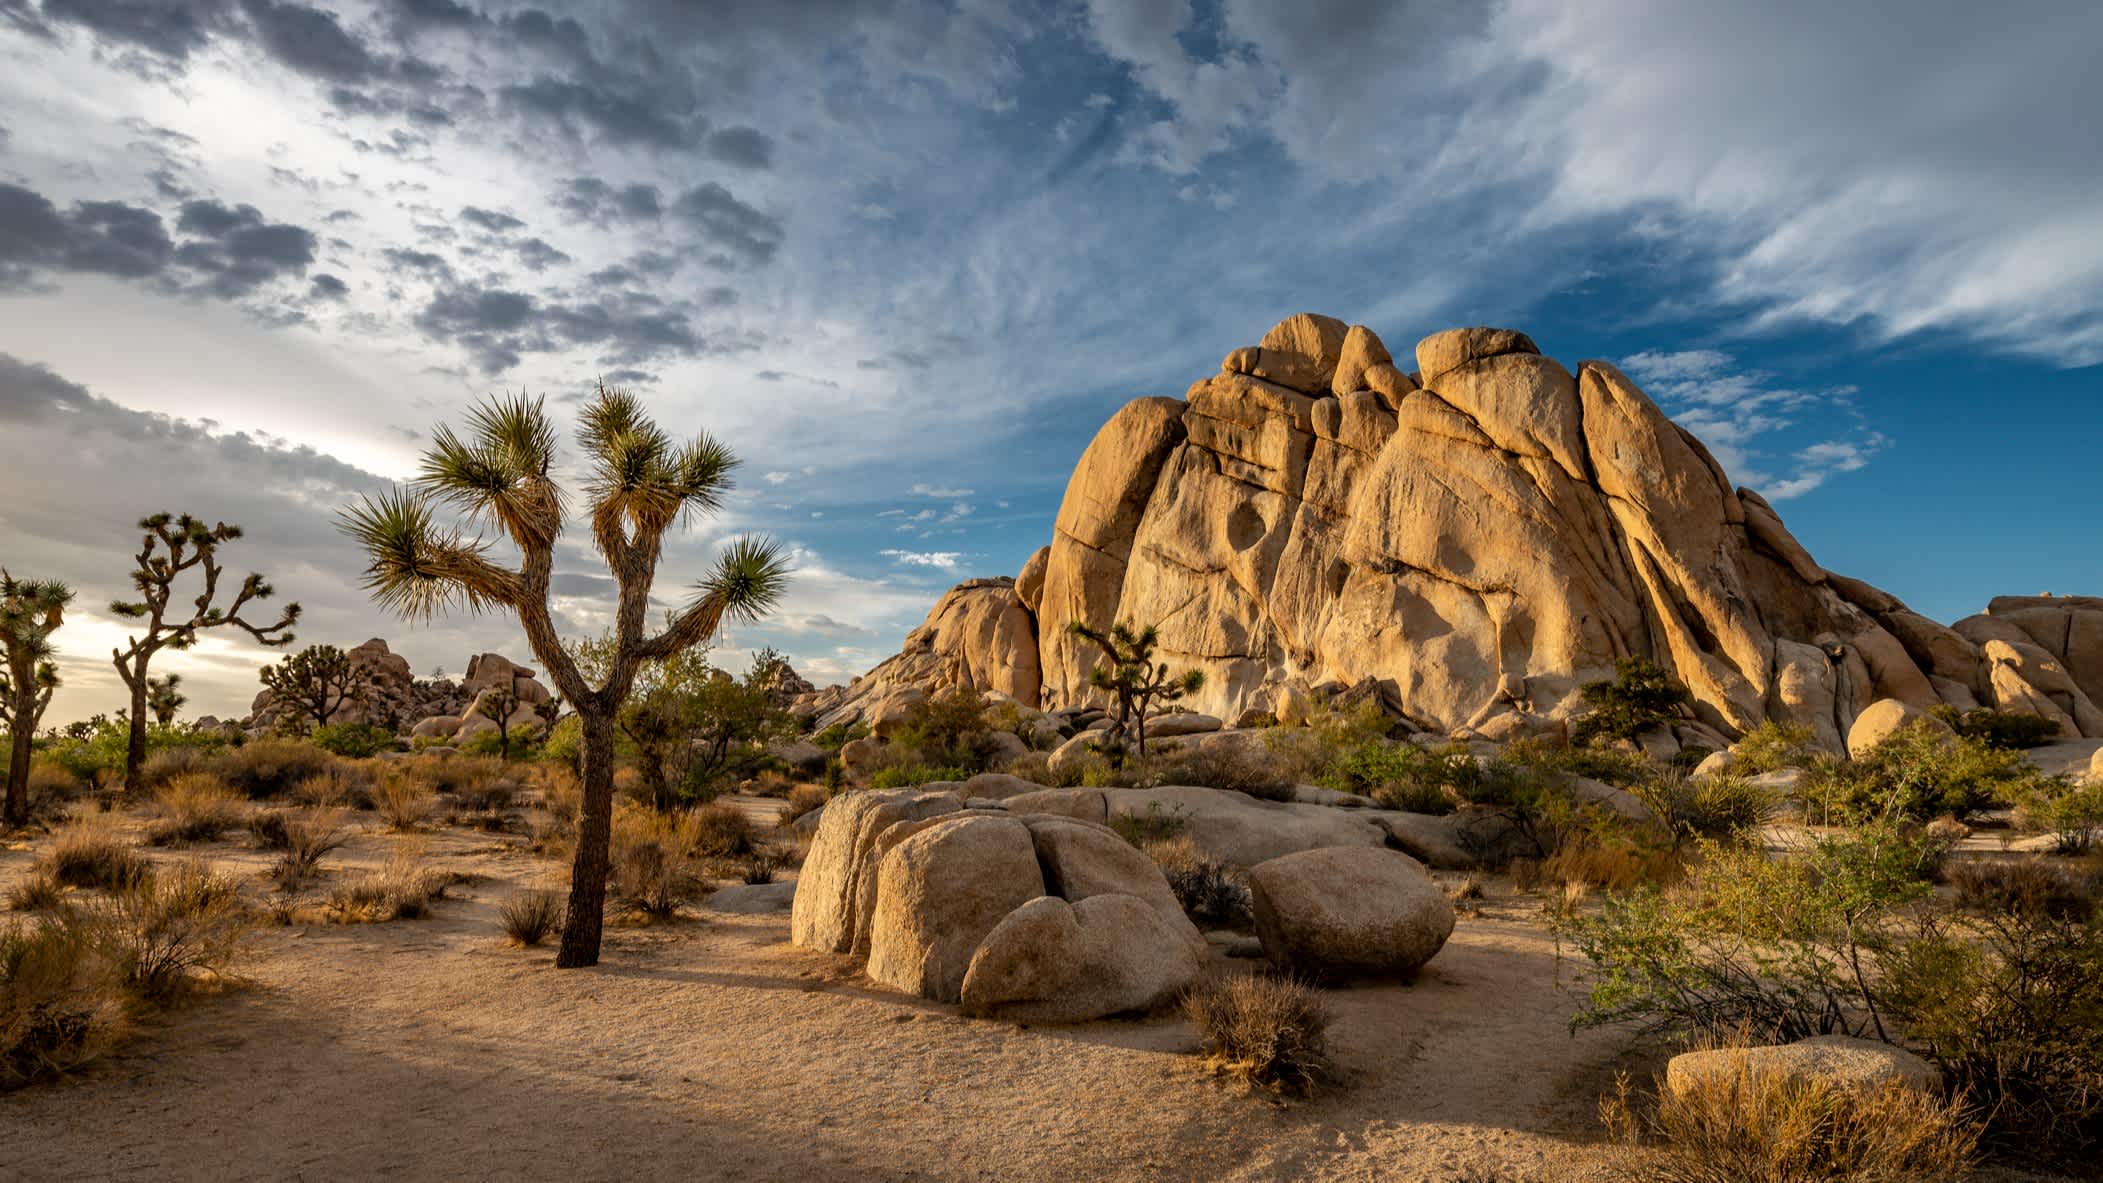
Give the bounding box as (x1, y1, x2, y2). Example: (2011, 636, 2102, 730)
(0, 0, 2098, 722)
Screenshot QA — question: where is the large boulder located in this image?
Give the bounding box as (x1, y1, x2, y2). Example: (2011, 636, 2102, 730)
(960, 894, 1202, 1023)
(1101, 785, 1473, 870)
(790, 789, 965, 954)
(1247, 847, 1454, 979)
(1845, 697, 1949, 759)
(866, 814, 1046, 1002)
(1665, 1035, 1939, 1099)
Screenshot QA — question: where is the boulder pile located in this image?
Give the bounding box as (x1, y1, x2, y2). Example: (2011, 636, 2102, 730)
(806, 317, 2103, 755)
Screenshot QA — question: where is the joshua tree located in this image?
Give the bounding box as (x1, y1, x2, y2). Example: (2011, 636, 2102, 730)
(260, 644, 360, 736)
(340, 388, 788, 967)
(1068, 620, 1205, 760)
(146, 673, 187, 725)
(110, 513, 299, 788)
(480, 678, 521, 759)
(2, 571, 72, 826)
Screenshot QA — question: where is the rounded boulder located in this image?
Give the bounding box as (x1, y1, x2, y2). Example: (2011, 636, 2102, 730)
(1247, 846, 1454, 979)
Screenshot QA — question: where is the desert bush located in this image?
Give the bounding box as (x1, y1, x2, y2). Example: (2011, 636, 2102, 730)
(38, 820, 153, 890)
(1880, 899, 2103, 1163)
(1599, 1055, 1979, 1183)
(213, 739, 335, 800)
(538, 714, 584, 771)
(268, 809, 348, 885)
(1147, 836, 1252, 928)
(784, 782, 827, 821)
(330, 845, 452, 922)
(1183, 973, 1332, 1096)
(1, 913, 124, 1089)
(690, 798, 753, 857)
(290, 762, 372, 809)
(5, 873, 66, 913)
(500, 889, 565, 947)
(1944, 858, 2097, 924)
(869, 763, 967, 790)
(2013, 776, 2103, 855)
(611, 808, 706, 919)
(246, 808, 292, 850)
(1729, 720, 1819, 775)
(25, 760, 85, 809)
(1571, 658, 1689, 747)
(1142, 742, 1295, 801)
(808, 721, 869, 754)
(738, 851, 783, 885)
(135, 745, 213, 791)
(1799, 721, 2057, 824)
(369, 773, 435, 831)
(101, 861, 249, 1002)
(1003, 749, 1084, 789)
(1567, 824, 1941, 1043)
(1634, 769, 1775, 846)
(310, 723, 398, 759)
(145, 773, 245, 846)
(1502, 737, 1653, 788)
(1110, 802, 1188, 848)
(883, 688, 1009, 775)
(1928, 705, 2062, 751)
(35, 717, 228, 787)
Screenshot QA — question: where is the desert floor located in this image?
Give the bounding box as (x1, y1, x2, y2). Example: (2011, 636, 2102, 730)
(0, 802, 2075, 1183)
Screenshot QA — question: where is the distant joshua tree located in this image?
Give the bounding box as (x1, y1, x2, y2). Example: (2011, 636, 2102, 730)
(260, 644, 359, 736)
(2, 571, 73, 826)
(1068, 620, 1205, 760)
(146, 673, 187, 725)
(340, 388, 788, 968)
(111, 513, 299, 789)
(480, 677, 522, 759)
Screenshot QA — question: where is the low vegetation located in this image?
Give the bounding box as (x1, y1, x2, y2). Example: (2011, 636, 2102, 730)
(1797, 720, 2062, 824)
(1183, 973, 1333, 1097)
(500, 889, 565, 947)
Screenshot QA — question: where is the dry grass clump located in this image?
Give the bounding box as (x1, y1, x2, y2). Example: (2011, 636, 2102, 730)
(1183, 973, 1333, 1097)
(1145, 834, 1252, 928)
(735, 851, 783, 885)
(691, 799, 754, 857)
(369, 773, 435, 831)
(290, 763, 373, 808)
(6, 873, 67, 914)
(136, 746, 213, 790)
(144, 773, 246, 846)
(213, 739, 336, 799)
(1946, 857, 2098, 920)
(1600, 1055, 1980, 1183)
(267, 809, 349, 886)
(24, 761, 85, 815)
(328, 845, 454, 923)
(499, 889, 565, 947)
(611, 808, 706, 920)
(785, 782, 827, 821)
(1542, 837, 1684, 894)
(3, 862, 252, 1089)
(37, 819, 153, 891)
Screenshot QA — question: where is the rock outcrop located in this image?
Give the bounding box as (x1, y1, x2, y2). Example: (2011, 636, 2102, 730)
(1665, 1035, 1940, 1098)
(819, 316, 2102, 752)
(247, 639, 554, 740)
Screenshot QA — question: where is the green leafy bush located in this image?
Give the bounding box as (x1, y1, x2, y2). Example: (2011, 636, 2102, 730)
(1571, 658, 1689, 747)
(1730, 720, 1819, 774)
(311, 723, 397, 759)
(2013, 776, 2103, 855)
(211, 738, 336, 800)
(1928, 705, 2062, 750)
(1799, 721, 2059, 823)
(35, 718, 228, 785)
(1632, 769, 1775, 845)
(869, 763, 967, 790)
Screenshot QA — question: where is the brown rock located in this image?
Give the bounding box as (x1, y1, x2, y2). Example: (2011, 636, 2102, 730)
(865, 815, 1046, 1003)
(1248, 846, 1454, 978)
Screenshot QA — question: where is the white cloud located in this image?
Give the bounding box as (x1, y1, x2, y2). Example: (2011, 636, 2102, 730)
(879, 549, 965, 569)
(1621, 348, 1883, 501)
(910, 483, 975, 498)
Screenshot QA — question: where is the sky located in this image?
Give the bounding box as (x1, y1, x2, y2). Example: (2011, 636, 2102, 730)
(0, 0, 2098, 725)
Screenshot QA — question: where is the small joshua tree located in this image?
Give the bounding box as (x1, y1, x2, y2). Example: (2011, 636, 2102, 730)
(146, 673, 187, 725)
(340, 388, 788, 968)
(111, 513, 299, 788)
(2, 570, 73, 826)
(1068, 620, 1205, 760)
(260, 644, 360, 736)
(481, 679, 521, 759)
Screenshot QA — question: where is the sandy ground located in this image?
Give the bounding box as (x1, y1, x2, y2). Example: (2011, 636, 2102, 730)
(0, 799, 2074, 1182)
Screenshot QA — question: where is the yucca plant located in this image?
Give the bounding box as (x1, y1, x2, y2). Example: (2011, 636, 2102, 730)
(2, 570, 73, 826)
(111, 513, 299, 789)
(339, 387, 788, 967)
(1067, 620, 1205, 760)
(258, 644, 359, 737)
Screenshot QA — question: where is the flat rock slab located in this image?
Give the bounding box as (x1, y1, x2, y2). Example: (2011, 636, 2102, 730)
(707, 881, 797, 914)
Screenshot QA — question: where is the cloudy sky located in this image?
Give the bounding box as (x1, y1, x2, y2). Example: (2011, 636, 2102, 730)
(1, 0, 2099, 724)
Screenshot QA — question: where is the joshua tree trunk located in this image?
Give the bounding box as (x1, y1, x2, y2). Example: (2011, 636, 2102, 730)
(125, 670, 150, 791)
(557, 710, 619, 967)
(5, 724, 32, 826)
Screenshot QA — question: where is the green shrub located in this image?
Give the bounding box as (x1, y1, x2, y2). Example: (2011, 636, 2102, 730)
(1928, 705, 2062, 750)
(311, 723, 397, 759)
(809, 721, 869, 753)
(884, 688, 1006, 774)
(1633, 769, 1776, 845)
(1729, 720, 1819, 774)
(34, 718, 228, 785)
(2013, 776, 2103, 855)
(1571, 658, 1689, 747)
(1799, 721, 2059, 824)
(539, 714, 583, 770)
(38, 821, 154, 890)
(1503, 738, 1653, 787)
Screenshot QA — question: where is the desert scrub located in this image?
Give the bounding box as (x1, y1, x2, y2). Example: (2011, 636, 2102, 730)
(1944, 857, 2098, 920)
(1, 913, 126, 1089)
(38, 819, 153, 890)
(1728, 720, 1819, 775)
(309, 723, 398, 759)
(691, 798, 753, 857)
(1147, 835, 1252, 928)
(1927, 705, 2062, 750)
(1599, 1052, 1979, 1183)
(102, 860, 250, 1002)
(1797, 721, 2056, 824)
(211, 738, 335, 799)
(329, 845, 454, 922)
(144, 772, 245, 846)
(1633, 769, 1775, 846)
(268, 808, 349, 886)
(868, 763, 967, 790)
(1141, 742, 1295, 801)
(369, 772, 435, 831)
(1183, 973, 1332, 1096)
(2012, 776, 2103, 855)
(5, 873, 66, 913)
(784, 782, 827, 821)
(1110, 802, 1189, 847)
(611, 807, 707, 919)
(1571, 658, 1690, 747)
(500, 889, 565, 947)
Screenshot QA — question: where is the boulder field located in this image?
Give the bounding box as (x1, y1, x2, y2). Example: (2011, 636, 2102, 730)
(801, 316, 2103, 753)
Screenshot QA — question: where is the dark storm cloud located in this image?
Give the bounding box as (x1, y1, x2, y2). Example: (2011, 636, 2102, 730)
(412, 280, 728, 373)
(553, 178, 663, 225)
(515, 237, 570, 272)
(30, 0, 233, 61)
(459, 205, 525, 234)
(669, 183, 783, 267)
(704, 126, 774, 169)
(238, 0, 379, 83)
(309, 272, 349, 299)
(0, 183, 309, 299)
(170, 199, 318, 296)
(380, 246, 452, 279)
(498, 75, 695, 149)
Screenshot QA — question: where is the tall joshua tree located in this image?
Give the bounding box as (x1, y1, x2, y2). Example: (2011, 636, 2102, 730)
(2, 571, 73, 826)
(259, 644, 359, 736)
(146, 673, 187, 725)
(1068, 620, 1205, 760)
(111, 514, 299, 789)
(340, 388, 788, 967)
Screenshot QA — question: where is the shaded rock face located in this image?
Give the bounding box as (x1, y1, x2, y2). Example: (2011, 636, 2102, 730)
(797, 578, 1041, 731)
(247, 640, 555, 737)
(826, 317, 2099, 749)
